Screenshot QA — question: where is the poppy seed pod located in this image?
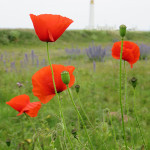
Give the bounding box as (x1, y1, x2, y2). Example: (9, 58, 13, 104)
(72, 128, 77, 139)
(61, 71, 70, 85)
(130, 77, 137, 89)
(75, 85, 80, 93)
(119, 24, 127, 37)
(6, 139, 11, 147)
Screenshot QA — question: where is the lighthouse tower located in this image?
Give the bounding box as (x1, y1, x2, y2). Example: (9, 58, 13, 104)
(89, 0, 94, 29)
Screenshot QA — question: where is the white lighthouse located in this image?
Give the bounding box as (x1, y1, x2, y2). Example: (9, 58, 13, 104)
(89, 0, 94, 29)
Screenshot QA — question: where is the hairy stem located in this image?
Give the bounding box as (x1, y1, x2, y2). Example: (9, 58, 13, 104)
(24, 114, 42, 150)
(67, 86, 94, 150)
(46, 42, 74, 149)
(124, 62, 135, 149)
(133, 89, 147, 150)
(77, 94, 94, 128)
(119, 38, 127, 149)
(108, 111, 119, 149)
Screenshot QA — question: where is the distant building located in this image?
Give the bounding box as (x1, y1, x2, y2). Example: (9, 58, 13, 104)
(97, 25, 117, 30)
(89, 0, 94, 30)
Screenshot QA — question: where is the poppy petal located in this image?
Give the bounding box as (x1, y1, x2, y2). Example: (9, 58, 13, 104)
(32, 64, 75, 103)
(6, 95, 30, 112)
(18, 102, 41, 117)
(30, 14, 49, 42)
(68, 74, 75, 88)
(65, 66, 75, 74)
(48, 30, 55, 42)
(112, 41, 140, 68)
(30, 14, 73, 42)
(50, 16, 73, 41)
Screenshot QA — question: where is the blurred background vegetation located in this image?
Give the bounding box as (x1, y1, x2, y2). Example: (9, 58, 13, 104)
(0, 29, 150, 47)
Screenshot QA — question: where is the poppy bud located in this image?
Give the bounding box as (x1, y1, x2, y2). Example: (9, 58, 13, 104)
(129, 77, 137, 89)
(6, 139, 11, 147)
(61, 71, 70, 85)
(119, 24, 127, 37)
(72, 128, 77, 139)
(75, 85, 80, 93)
(25, 139, 32, 144)
(103, 108, 110, 114)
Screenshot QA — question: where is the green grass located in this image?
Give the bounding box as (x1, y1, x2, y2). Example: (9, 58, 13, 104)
(0, 30, 150, 150)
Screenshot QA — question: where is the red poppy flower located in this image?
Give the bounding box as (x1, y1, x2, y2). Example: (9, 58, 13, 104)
(32, 64, 75, 104)
(30, 14, 73, 42)
(112, 41, 140, 68)
(6, 95, 41, 117)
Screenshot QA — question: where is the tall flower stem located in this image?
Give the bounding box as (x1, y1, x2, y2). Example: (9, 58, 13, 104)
(21, 118, 25, 142)
(46, 42, 74, 149)
(58, 94, 69, 150)
(108, 111, 119, 150)
(59, 137, 64, 150)
(119, 38, 127, 149)
(124, 61, 127, 111)
(24, 114, 42, 150)
(66, 85, 94, 150)
(77, 94, 94, 128)
(124, 62, 135, 149)
(133, 89, 147, 150)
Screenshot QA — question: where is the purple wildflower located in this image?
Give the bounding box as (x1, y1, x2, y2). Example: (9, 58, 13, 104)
(17, 82, 23, 88)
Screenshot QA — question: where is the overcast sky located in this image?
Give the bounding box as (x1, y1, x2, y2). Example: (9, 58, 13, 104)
(0, 0, 150, 30)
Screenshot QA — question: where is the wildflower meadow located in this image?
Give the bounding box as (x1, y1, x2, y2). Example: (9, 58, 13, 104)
(0, 14, 150, 150)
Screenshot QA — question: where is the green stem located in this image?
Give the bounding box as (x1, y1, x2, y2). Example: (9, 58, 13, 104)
(67, 86, 94, 150)
(119, 38, 127, 149)
(124, 62, 135, 149)
(108, 112, 119, 150)
(50, 138, 55, 150)
(24, 114, 42, 150)
(46, 42, 74, 149)
(78, 112, 80, 132)
(124, 61, 127, 112)
(21, 118, 24, 142)
(58, 94, 69, 150)
(133, 89, 147, 150)
(131, 122, 135, 150)
(77, 94, 94, 128)
(24, 113, 36, 133)
(75, 95, 90, 149)
(103, 110, 105, 123)
(59, 136, 64, 150)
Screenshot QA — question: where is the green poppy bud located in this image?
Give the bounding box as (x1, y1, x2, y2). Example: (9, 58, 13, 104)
(103, 108, 110, 114)
(119, 24, 127, 37)
(130, 77, 137, 89)
(61, 71, 70, 85)
(75, 85, 80, 93)
(25, 139, 32, 144)
(72, 128, 77, 139)
(6, 139, 11, 147)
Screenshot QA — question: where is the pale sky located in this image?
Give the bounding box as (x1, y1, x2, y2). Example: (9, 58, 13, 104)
(0, 0, 150, 30)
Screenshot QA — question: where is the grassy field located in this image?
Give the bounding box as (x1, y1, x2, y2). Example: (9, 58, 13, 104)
(0, 29, 150, 150)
